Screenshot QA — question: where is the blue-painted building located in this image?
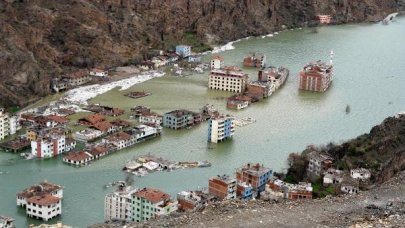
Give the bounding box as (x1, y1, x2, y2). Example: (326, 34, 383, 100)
(237, 182, 253, 200)
(208, 116, 235, 143)
(236, 163, 273, 193)
(175, 45, 191, 58)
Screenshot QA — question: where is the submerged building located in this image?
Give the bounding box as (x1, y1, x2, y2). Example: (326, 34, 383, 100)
(208, 175, 237, 200)
(299, 55, 333, 92)
(208, 116, 235, 143)
(243, 53, 266, 68)
(208, 67, 249, 93)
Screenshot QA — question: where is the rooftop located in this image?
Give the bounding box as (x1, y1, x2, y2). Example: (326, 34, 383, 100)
(237, 163, 272, 177)
(17, 181, 62, 199)
(134, 188, 171, 204)
(27, 195, 60, 206)
(92, 121, 112, 132)
(63, 151, 92, 161)
(106, 131, 131, 141)
(210, 174, 236, 184)
(80, 114, 106, 124)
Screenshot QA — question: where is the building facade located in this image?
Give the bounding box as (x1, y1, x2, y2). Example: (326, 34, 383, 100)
(31, 134, 66, 158)
(299, 61, 333, 92)
(175, 45, 191, 58)
(104, 186, 138, 222)
(307, 151, 333, 180)
(210, 56, 224, 70)
(246, 81, 273, 99)
(16, 181, 63, 221)
(163, 110, 200, 130)
(139, 113, 163, 126)
(208, 68, 249, 93)
(131, 188, 178, 222)
(243, 53, 266, 68)
(26, 195, 62, 221)
(236, 163, 273, 193)
(208, 175, 237, 200)
(208, 116, 235, 143)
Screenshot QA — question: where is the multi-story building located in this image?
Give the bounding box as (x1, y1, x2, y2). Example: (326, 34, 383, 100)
(31, 134, 66, 158)
(265, 178, 313, 200)
(299, 60, 333, 92)
(210, 56, 224, 70)
(306, 151, 333, 180)
(175, 45, 191, 58)
(139, 112, 163, 126)
(163, 110, 201, 130)
(236, 163, 273, 193)
(62, 70, 91, 87)
(0, 216, 14, 228)
(16, 181, 63, 221)
(208, 116, 235, 143)
(131, 188, 178, 222)
(26, 195, 62, 221)
(258, 67, 289, 90)
(208, 175, 236, 201)
(208, 67, 249, 93)
(0, 108, 10, 140)
(0, 108, 20, 140)
(104, 186, 138, 222)
(246, 81, 274, 99)
(243, 53, 266, 68)
(102, 132, 132, 150)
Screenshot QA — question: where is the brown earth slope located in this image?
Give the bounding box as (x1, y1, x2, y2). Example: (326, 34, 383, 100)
(0, 0, 402, 107)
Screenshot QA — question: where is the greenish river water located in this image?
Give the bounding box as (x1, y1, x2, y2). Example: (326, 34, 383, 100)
(1, 18, 405, 227)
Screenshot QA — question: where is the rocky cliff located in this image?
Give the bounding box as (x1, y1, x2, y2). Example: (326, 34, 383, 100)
(0, 0, 401, 107)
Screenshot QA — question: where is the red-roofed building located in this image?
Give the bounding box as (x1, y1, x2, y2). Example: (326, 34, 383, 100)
(63, 151, 94, 166)
(63, 70, 91, 86)
(131, 188, 178, 222)
(78, 114, 106, 126)
(26, 195, 62, 221)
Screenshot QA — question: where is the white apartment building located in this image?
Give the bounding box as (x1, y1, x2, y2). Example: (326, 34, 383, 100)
(208, 69, 249, 93)
(139, 113, 163, 126)
(104, 186, 138, 222)
(89, 68, 108, 77)
(210, 56, 224, 69)
(0, 108, 9, 140)
(31, 134, 66, 158)
(16, 181, 63, 221)
(208, 116, 235, 143)
(26, 195, 62, 221)
(131, 188, 178, 222)
(17, 181, 63, 207)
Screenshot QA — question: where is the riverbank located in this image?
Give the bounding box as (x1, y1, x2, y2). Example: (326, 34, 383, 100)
(92, 170, 405, 228)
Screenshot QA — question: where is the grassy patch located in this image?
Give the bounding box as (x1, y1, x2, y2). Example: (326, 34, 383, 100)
(312, 179, 336, 198)
(182, 31, 212, 53)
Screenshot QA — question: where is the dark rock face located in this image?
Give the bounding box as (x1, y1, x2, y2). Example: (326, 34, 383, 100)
(0, 0, 400, 107)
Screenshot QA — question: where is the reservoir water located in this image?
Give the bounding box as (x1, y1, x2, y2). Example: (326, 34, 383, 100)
(1, 18, 405, 227)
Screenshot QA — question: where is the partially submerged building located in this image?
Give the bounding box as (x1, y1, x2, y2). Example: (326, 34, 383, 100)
(208, 116, 235, 143)
(104, 186, 138, 222)
(208, 67, 249, 93)
(177, 191, 216, 212)
(299, 60, 333, 92)
(16, 181, 63, 221)
(163, 110, 202, 130)
(0, 216, 14, 228)
(210, 56, 225, 70)
(243, 53, 266, 68)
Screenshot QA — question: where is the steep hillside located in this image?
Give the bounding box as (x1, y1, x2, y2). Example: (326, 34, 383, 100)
(0, 0, 401, 107)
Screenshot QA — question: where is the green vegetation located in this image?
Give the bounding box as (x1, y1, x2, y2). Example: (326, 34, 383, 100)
(312, 179, 336, 198)
(7, 106, 20, 113)
(182, 31, 212, 53)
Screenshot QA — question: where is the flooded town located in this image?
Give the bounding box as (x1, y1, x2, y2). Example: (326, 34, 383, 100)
(0, 2, 404, 227)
